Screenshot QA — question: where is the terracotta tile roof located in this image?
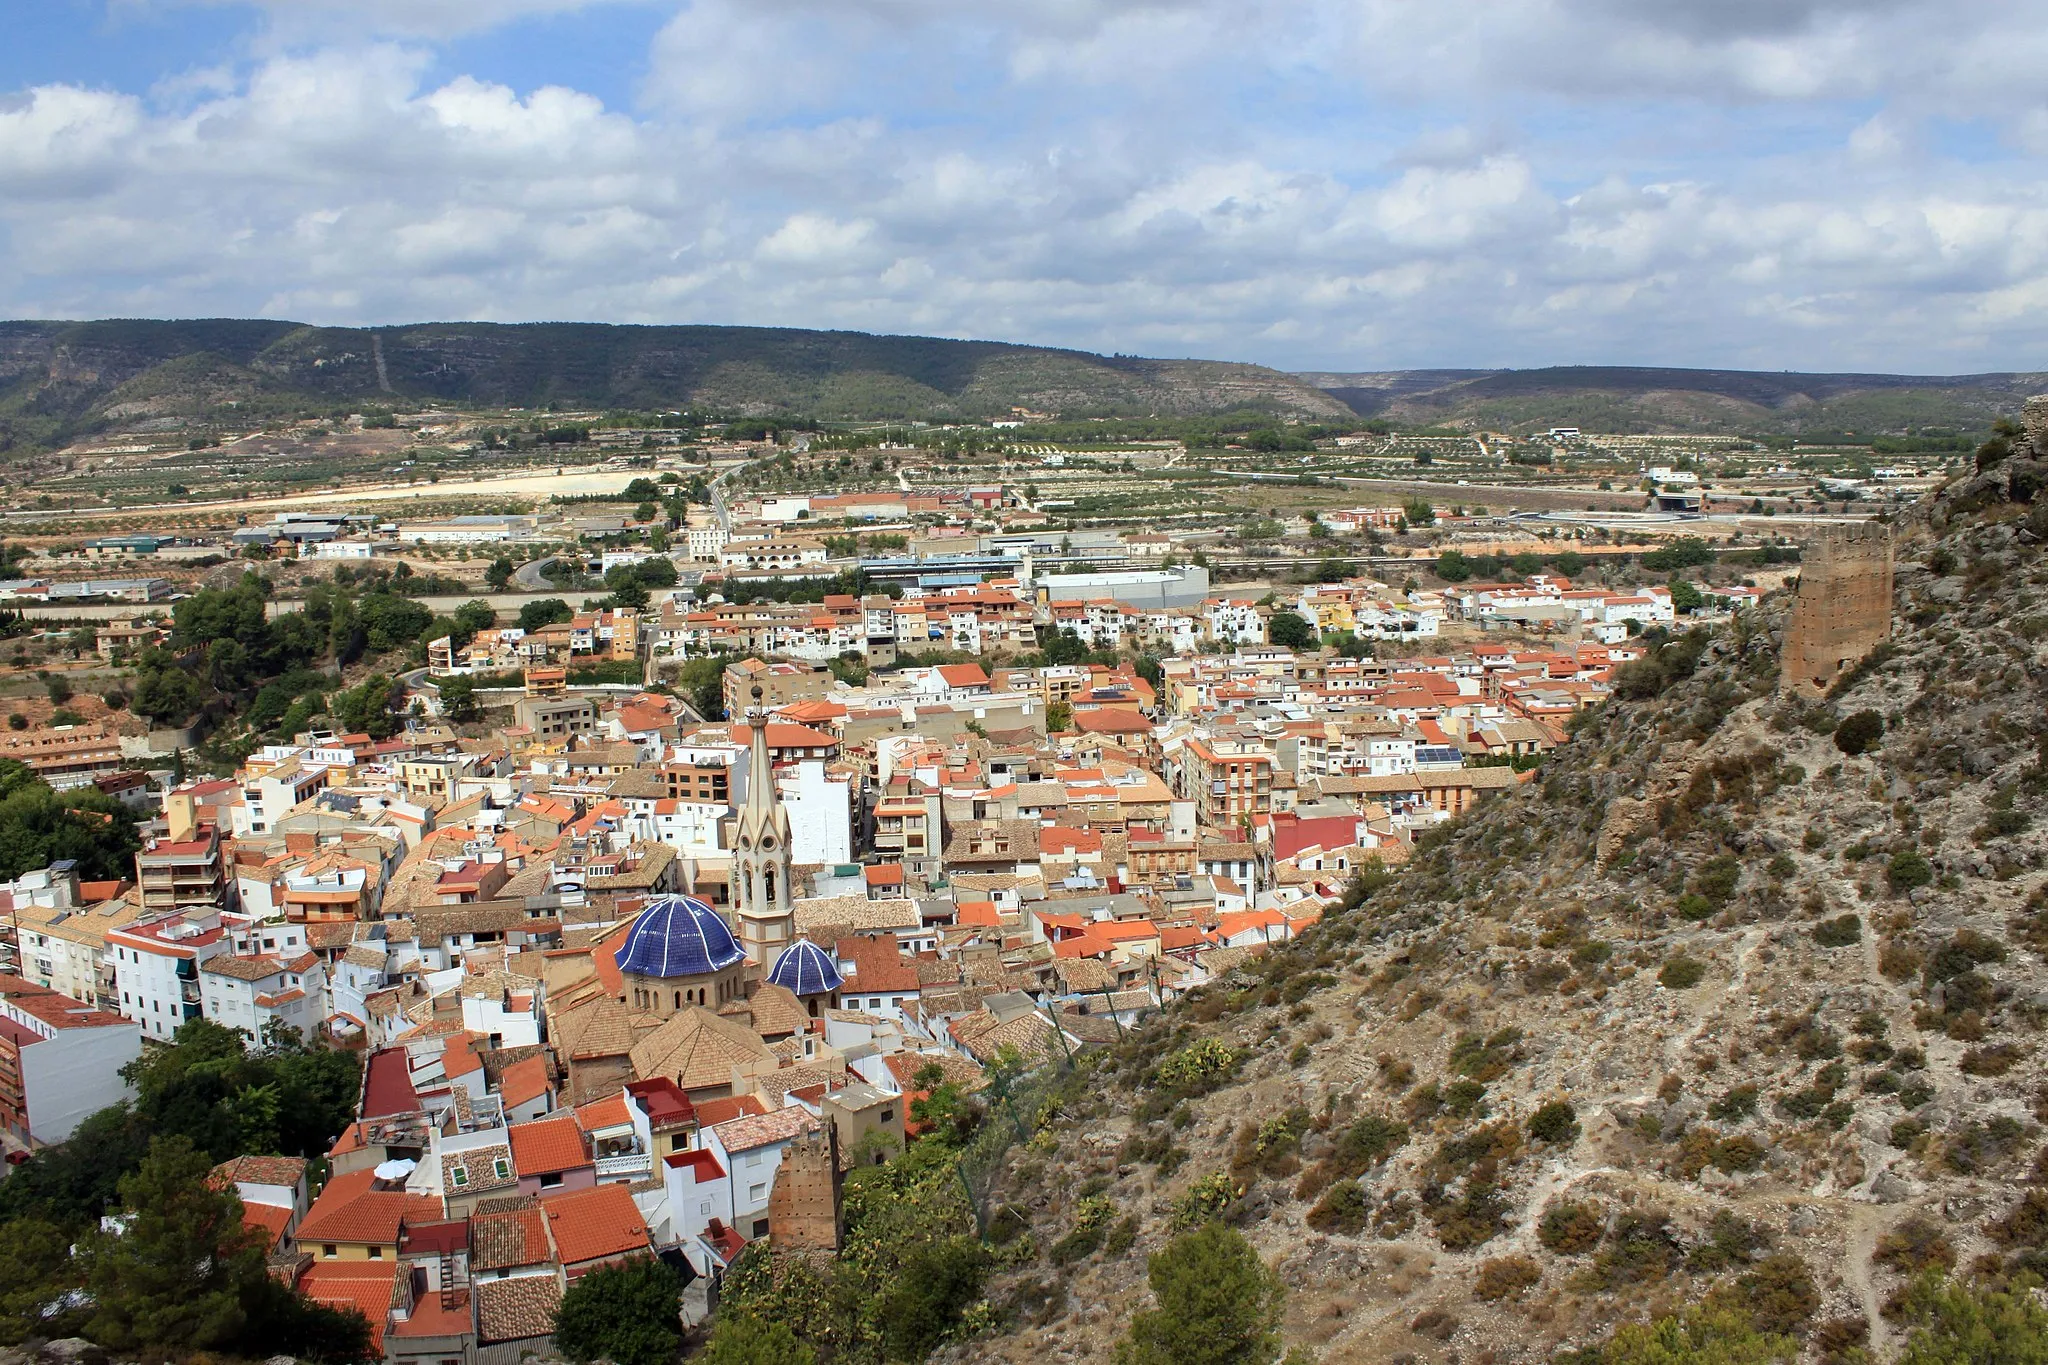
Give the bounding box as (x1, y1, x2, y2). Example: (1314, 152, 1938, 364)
(507, 1115, 588, 1177)
(440, 1144, 515, 1200)
(693, 1095, 767, 1127)
(628, 1006, 775, 1094)
(470, 1201, 551, 1270)
(708, 1104, 819, 1155)
(834, 938, 922, 994)
(211, 1154, 307, 1190)
(242, 1200, 294, 1251)
(498, 1055, 552, 1110)
(727, 982, 810, 1038)
(299, 1262, 401, 1351)
(476, 1273, 562, 1343)
(295, 1167, 442, 1247)
(540, 1183, 649, 1265)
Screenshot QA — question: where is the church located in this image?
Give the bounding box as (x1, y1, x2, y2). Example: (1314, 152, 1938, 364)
(612, 686, 808, 1020)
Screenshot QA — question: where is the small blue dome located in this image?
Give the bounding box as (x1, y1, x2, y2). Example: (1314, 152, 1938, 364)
(617, 895, 745, 979)
(767, 939, 843, 996)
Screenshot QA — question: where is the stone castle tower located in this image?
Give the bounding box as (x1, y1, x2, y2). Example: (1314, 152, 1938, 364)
(733, 686, 796, 964)
(767, 1122, 843, 1265)
(1780, 522, 1893, 698)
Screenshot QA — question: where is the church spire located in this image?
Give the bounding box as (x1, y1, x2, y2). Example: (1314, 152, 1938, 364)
(733, 684, 794, 965)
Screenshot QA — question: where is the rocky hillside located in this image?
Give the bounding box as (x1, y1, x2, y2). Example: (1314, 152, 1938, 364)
(0, 319, 1349, 450)
(961, 454, 2048, 1362)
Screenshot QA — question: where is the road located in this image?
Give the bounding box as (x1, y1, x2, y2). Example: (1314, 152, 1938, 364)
(512, 556, 561, 590)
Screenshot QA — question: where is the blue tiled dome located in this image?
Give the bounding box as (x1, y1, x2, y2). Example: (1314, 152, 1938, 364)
(767, 938, 843, 996)
(616, 895, 745, 979)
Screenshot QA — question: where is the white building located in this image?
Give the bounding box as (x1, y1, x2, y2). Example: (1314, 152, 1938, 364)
(107, 910, 230, 1040)
(699, 1107, 821, 1242)
(305, 540, 376, 560)
(199, 951, 325, 1043)
(0, 975, 142, 1145)
(779, 759, 855, 867)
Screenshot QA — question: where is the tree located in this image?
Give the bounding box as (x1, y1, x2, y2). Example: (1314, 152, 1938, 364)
(440, 676, 480, 724)
(454, 599, 497, 639)
(1402, 497, 1435, 526)
(0, 1216, 85, 1343)
(700, 1314, 816, 1365)
(328, 675, 398, 740)
(1047, 701, 1073, 732)
(1117, 1224, 1284, 1365)
(1267, 612, 1318, 651)
(83, 1136, 262, 1353)
(485, 556, 516, 590)
(518, 597, 574, 631)
(0, 760, 143, 881)
(1669, 578, 1705, 614)
(1435, 550, 1472, 582)
(877, 1237, 989, 1360)
(1835, 709, 1884, 756)
(1898, 1270, 2048, 1365)
(552, 1257, 683, 1365)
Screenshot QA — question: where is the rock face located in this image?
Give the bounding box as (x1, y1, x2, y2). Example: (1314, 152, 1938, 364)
(1779, 522, 1893, 698)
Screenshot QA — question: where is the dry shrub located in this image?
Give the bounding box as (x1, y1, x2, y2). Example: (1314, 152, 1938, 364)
(1474, 1254, 1542, 1302)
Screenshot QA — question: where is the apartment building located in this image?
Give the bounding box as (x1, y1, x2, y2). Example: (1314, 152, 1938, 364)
(0, 974, 141, 1145)
(107, 909, 229, 1040)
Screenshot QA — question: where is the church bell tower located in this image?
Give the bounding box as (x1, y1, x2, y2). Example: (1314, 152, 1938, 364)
(733, 686, 796, 964)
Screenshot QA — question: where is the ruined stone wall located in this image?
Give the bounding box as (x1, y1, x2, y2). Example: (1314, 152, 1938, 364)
(1780, 523, 1893, 698)
(767, 1124, 843, 1257)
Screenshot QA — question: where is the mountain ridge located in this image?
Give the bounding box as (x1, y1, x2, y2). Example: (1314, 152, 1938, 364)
(0, 318, 1351, 451)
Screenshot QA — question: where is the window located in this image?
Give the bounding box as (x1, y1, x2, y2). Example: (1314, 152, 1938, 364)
(748, 1182, 766, 1202)
(322, 1245, 338, 1258)
(367, 1246, 383, 1259)
(494, 1157, 512, 1181)
(879, 1109, 894, 1123)
(451, 1167, 469, 1189)
(540, 1172, 563, 1188)
(752, 1218, 769, 1238)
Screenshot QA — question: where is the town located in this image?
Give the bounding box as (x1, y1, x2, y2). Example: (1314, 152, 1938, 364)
(0, 420, 1826, 1362)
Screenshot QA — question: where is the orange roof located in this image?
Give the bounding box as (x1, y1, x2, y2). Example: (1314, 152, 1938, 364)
(508, 1114, 588, 1177)
(300, 1262, 400, 1351)
(863, 863, 905, 886)
(1052, 931, 1114, 959)
(242, 1200, 294, 1251)
(540, 1183, 650, 1266)
(693, 1094, 767, 1126)
(499, 1055, 552, 1110)
(296, 1168, 442, 1247)
(1096, 920, 1160, 942)
(574, 1091, 632, 1132)
(955, 900, 1001, 928)
(1159, 924, 1212, 952)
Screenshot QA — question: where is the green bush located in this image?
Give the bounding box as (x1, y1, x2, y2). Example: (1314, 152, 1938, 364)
(1895, 1269, 2048, 1365)
(1676, 894, 1717, 922)
(1528, 1100, 1581, 1146)
(1305, 1180, 1371, 1236)
(1660, 957, 1707, 989)
(1538, 1200, 1605, 1255)
(1813, 914, 1863, 948)
(1888, 850, 1935, 893)
(1835, 709, 1885, 756)
(1115, 1223, 1284, 1365)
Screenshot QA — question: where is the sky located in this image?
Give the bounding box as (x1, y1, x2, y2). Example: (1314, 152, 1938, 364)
(6, 0, 2048, 373)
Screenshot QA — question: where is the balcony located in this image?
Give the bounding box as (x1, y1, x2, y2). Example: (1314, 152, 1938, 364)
(595, 1151, 652, 1179)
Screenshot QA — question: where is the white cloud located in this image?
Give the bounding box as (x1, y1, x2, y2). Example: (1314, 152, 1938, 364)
(8, 3, 2048, 368)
